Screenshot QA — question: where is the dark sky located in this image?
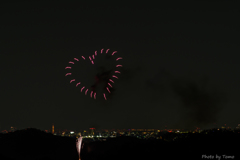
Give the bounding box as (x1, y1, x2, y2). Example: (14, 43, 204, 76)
(1, 1, 239, 131)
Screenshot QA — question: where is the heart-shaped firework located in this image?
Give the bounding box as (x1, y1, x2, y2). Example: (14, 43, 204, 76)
(65, 48, 122, 100)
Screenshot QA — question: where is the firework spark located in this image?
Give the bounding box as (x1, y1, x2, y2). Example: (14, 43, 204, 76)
(76, 136, 83, 160)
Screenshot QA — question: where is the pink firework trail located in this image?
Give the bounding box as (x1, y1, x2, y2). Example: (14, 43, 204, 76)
(116, 65, 122, 67)
(90, 91, 93, 98)
(108, 83, 112, 88)
(69, 61, 74, 64)
(85, 89, 88, 95)
(65, 67, 71, 69)
(112, 51, 117, 55)
(94, 92, 96, 99)
(106, 49, 110, 53)
(92, 55, 95, 59)
(74, 58, 79, 61)
(106, 87, 111, 93)
(109, 79, 114, 83)
(101, 49, 104, 53)
(81, 86, 85, 92)
(115, 71, 120, 73)
(89, 56, 94, 64)
(70, 79, 75, 83)
(81, 56, 85, 60)
(76, 82, 81, 87)
(89, 56, 92, 61)
(112, 75, 118, 79)
(116, 57, 122, 61)
(65, 73, 71, 76)
(95, 51, 97, 56)
(103, 93, 107, 100)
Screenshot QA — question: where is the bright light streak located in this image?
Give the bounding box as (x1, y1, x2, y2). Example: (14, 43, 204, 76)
(116, 57, 122, 61)
(81, 56, 85, 60)
(65, 67, 71, 69)
(92, 55, 95, 59)
(70, 79, 75, 83)
(90, 91, 93, 98)
(94, 92, 96, 99)
(109, 79, 114, 83)
(103, 93, 107, 100)
(106, 49, 109, 53)
(108, 83, 112, 88)
(74, 58, 79, 61)
(95, 51, 97, 56)
(114, 71, 120, 73)
(69, 61, 74, 64)
(116, 65, 122, 67)
(89, 56, 92, 61)
(106, 87, 111, 93)
(112, 75, 118, 79)
(76, 82, 81, 87)
(81, 86, 85, 92)
(112, 51, 117, 55)
(76, 136, 83, 160)
(85, 89, 88, 95)
(65, 73, 71, 76)
(101, 48, 104, 53)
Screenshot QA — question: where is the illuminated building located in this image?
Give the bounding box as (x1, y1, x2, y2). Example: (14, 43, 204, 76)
(10, 126, 16, 132)
(236, 124, 240, 130)
(52, 123, 54, 134)
(89, 128, 95, 136)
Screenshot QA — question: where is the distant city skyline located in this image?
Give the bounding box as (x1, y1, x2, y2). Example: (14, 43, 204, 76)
(1, 123, 239, 133)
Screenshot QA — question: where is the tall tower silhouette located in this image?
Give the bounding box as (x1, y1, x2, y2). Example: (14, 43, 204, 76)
(52, 123, 54, 134)
(89, 128, 95, 136)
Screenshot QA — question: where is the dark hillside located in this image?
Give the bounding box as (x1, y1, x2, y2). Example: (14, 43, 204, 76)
(0, 128, 78, 160)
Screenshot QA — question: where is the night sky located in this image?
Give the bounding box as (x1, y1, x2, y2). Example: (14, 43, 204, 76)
(1, 1, 239, 131)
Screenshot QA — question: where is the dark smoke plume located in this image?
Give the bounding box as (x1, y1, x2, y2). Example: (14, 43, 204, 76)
(144, 68, 228, 130)
(171, 77, 228, 130)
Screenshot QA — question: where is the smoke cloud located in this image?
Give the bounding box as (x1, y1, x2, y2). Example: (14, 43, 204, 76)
(145, 68, 228, 130)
